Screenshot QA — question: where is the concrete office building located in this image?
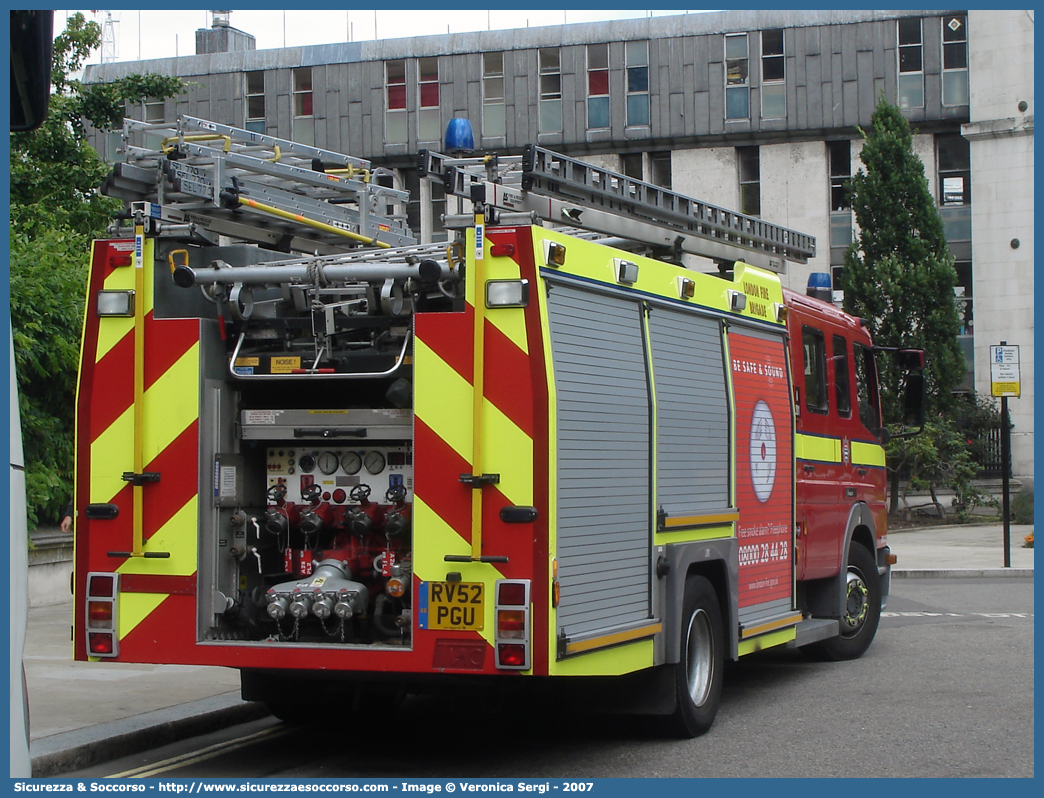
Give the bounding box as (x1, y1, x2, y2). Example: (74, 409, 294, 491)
(84, 9, 1034, 481)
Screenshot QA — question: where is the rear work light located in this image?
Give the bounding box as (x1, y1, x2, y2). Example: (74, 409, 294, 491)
(85, 571, 119, 658)
(494, 579, 531, 670)
(96, 290, 136, 317)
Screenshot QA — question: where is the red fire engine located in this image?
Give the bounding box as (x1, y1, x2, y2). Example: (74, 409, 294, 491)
(74, 117, 924, 736)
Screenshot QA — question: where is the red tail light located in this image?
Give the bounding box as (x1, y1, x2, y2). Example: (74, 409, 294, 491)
(85, 571, 119, 658)
(494, 579, 531, 670)
(497, 644, 527, 668)
(497, 582, 527, 606)
(88, 574, 115, 597)
(88, 633, 115, 656)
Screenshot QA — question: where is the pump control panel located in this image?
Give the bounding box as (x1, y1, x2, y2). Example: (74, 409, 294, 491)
(266, 446, 412, 503)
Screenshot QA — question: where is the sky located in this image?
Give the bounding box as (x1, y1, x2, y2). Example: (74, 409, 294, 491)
(58, 9, 700, 64)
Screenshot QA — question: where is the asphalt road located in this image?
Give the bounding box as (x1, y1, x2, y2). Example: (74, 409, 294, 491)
(69, 576, 1034, 779)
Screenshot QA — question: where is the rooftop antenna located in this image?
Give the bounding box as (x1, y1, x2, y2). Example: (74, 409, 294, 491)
(99, 11, 119, 63)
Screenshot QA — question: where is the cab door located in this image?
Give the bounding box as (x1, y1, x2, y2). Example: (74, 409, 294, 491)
(794, 324, 841, 579)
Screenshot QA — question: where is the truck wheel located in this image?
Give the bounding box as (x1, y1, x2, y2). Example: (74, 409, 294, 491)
(805, 542, 881, 661)
(670, 576, 724, 738)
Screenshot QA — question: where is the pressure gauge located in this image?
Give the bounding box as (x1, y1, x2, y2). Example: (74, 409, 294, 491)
(317, 451, 339, 476)
(298, 454, 316, 474)
(341, 452, 362, 475)
(363, 450, 386, 475)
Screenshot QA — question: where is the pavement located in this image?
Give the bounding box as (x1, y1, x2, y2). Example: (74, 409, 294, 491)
(24, 522, 1034, 777)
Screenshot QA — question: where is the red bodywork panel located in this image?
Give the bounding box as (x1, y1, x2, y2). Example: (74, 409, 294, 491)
(785, 288, 887, 582)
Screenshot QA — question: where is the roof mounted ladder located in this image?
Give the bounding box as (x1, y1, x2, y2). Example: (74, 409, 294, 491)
(103, 115, 415, 254)
(420, 145, 815, 273)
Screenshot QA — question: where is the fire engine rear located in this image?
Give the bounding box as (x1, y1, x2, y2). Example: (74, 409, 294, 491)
(74, 117, 924, 735)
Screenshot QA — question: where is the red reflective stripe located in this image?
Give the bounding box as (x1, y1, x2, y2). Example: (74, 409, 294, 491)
(88, 314, 198, 446)
(141, 420, 200, 537)
(89, 331, 134, 437)
(482, 319, 534, 438)
(419, 304, 474, 384)
(143, 314, 198, 391)
(120, 574, 196, 595)
(412, 418, 473, 544)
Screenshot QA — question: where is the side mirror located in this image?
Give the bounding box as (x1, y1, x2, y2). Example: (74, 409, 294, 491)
(896, 348, 926, 371)
(903, 372, 927, 428)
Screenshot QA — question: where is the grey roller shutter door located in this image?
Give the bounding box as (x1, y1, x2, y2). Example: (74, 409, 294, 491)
(647, 308, 730, 518)
(546, 283, 651, 638)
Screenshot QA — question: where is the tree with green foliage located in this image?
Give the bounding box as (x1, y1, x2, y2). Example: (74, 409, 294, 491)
(9, 13, 184, 527)
(840, 96, 966, 420)
(839, 96, 970, 515)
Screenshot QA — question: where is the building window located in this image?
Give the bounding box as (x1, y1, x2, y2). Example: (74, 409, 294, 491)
(725, 33, 749, 120)
(738, 146, 760, 216)
(937, 133, 972, 244)
(829, 140, 852, 211)
(293, 67, 312, 117)
(626, 41, 650, 127)
(897, 17, 923, 110)
(942, 15, 969, 106)
(761, 29, 785, 119)
(292, 67, 313, 146)
(482, 52, 505, 138)
(587, 43, 610, 130)
(650, 151, 672, 189)
(954, 260, 973, 336)
(937, 134, 971, 206)
(538, 48, 562, 134)
(621, 153, 643, 181)
(144, 97, 165, 123)
(245, 71, 265, 133)
(828, 140, 853, 269)
(386, 60, 407, 145)
(418, 57, 440, 143)
(404, 169, 447, 245)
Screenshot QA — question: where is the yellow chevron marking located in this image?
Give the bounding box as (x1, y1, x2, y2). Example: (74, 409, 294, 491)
(851, 440, 886, 468)
(412, 495, 505, 648)
(89, 343, 200, 504)
(486, 306, 529, 355)
(414, 338, 473, 462)
(95, 319, 133, 365)
(90, 407, 133, 503)
(481, 400, 533, 506)
(415, 340, 532, 506)
(118, 592, 165, 640)
(117, 497, 199, 576)
(142, 343, 199, 464)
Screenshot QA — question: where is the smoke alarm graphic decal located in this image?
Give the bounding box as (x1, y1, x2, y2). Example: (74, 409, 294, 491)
(749, 399, 776, 502)
(730, 331, 793, 609)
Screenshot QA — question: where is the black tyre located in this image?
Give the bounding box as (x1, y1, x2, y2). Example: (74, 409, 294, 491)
(804, 542, 881, 661)
(264, 701, 311, 724)
(670, 575, 724, 738)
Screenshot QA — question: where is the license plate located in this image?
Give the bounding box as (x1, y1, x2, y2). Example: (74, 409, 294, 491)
(425, 581, 484, 631)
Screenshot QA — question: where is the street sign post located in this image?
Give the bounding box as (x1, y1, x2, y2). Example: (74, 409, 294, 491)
(989, 343, 1019, 567)
(989, 344, 1020, 398)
